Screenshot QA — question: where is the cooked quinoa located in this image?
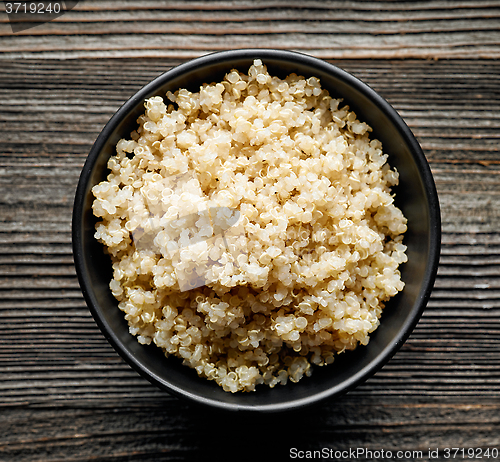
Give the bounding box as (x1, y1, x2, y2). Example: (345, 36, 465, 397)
(92, 59, 408, 392)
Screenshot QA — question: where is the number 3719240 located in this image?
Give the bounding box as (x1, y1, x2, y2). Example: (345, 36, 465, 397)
(444, 447, 499, 459)
(5, 3, 62, 14)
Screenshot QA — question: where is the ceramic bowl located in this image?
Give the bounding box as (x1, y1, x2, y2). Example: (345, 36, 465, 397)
(73, 49, 441, 412)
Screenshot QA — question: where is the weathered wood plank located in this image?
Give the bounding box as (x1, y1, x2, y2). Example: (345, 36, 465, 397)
(0, 403, 499, 462)
(1, 1, 500, 59)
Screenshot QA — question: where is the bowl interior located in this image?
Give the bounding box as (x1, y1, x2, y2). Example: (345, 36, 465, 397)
(73, 50, 440, 412)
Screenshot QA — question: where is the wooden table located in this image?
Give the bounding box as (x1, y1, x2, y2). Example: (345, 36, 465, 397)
(1, 1, 500, 460)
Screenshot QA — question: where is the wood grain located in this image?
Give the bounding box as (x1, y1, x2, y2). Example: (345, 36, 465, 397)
(1, 0, 500, 59)
(2, 1, 500, 459)
(1, 403, 499, 461)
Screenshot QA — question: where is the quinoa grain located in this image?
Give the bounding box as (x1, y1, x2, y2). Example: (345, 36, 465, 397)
(92, 60, 407, 392)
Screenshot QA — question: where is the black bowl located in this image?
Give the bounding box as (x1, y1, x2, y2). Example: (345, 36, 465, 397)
(72, 49, 441, 412)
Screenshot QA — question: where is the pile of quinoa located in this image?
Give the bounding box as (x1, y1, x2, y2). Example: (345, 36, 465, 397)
(92, 59, 407, 392)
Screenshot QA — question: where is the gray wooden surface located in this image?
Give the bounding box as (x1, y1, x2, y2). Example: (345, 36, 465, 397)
(1, 1, 500, 461)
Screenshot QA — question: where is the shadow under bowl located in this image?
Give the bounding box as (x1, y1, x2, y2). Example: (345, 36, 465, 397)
(72, 49, 441, 412)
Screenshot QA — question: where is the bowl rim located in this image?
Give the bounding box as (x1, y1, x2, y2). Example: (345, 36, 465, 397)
(72, 48, 441, 412)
